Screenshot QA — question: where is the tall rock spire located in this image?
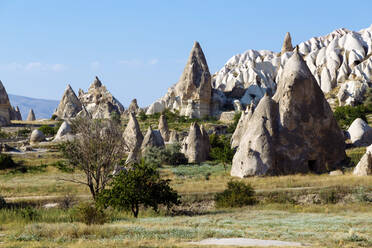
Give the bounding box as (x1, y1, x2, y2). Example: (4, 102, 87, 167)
(281, 32, 294, 53)
(54, 84, 83, 119)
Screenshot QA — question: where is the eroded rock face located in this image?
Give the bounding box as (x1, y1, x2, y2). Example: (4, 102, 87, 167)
(123, 112, 143, 153)
(231, 104, 254, 150)
(141, 126, 165, 152)
(169, 130, 179, 143)
(158, 114, 170, 142)
(281, 32, 294, 54)
(53, 121, 74, 142)
(147, 42, 212, 118)
(30, 129, 45, 143)
(181, 122, 210, 163)
(26, 109, 36, 121)
(347, 118, 372, 146)
(0, 80, 17, 126)
(127, 99, 140, 114)
(78, 77, 125, 119)
(353, 144, 372, 176)
(231, 52, 346, 177)
(54, 84, 82, 119)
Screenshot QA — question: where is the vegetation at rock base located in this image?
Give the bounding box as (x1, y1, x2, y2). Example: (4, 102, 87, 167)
(0, 154, 17, 170)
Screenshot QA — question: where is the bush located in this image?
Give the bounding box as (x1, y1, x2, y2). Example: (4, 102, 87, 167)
(0, 195, 6, 209)
(20, 207, 39, 221)
(17, 128, 31, 137)
(163, 143, 188, 166)
(227, 111, 242, 133)
(38, 125, 56, 136)
(333, 105, 372, 129)
(209, 134, 235, 169)
(215, 181, 257, 208)
(74, 202, 107, 225)
(0, 154, 17, 170)
(138, 110, 147, 121)
(51, 114, 58, 120)
(319, 189, 339, 204)
(98, 161, 180, 217)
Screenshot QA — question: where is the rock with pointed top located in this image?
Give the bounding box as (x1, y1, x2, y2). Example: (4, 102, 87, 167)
(353, 144, 372, 176)
(158, 114, 170, 142)
(123, 112, 143, 153)
(181, 122, 210, 163)
(231, 52, 346, 177)
(169, 130, 179, 143)
(0, 80, 14, 126)
(141, 126, 165, 152)
(27, 109, 36, 121)
(127, 99, 140, 114)
(78, 76, 125, 119)
(231, 104, 254, 149)
(54, 84, 83, 119)
(148, 41, 212, 118)
(15, 106, 22, 120)
(281, 32, 294, 54)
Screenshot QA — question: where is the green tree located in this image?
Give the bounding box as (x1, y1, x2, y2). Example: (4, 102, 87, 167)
(209, 134, 235, 171)
(98, 161, 180, 218)
(215, 181, 257, 208)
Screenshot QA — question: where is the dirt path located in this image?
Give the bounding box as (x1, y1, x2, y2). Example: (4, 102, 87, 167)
(189, 238, 305, 247)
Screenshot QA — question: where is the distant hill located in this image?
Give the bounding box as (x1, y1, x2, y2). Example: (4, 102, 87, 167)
(8, 94, 59, 120)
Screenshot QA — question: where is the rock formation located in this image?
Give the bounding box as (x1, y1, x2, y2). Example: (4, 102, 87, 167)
(281, 32, 294, 53)
(158, 114, 170, 142)
(26, 109, 36, 121)
(78, 77, 125, 119)
(181, 122, 210, 163)
(127, 99, 140, 114)
(0, 80, 19, 126)
(353, 144, 372, 176)
(123, 112, 143, 163)
(53, 121, 74, 142)
(147, 42, 212, 118)
(169, 130, 179, 143)
(141, 126, 165, 152)
(347, 118, 372, 146)
(231, 52, 346, 177)
(14, 106, 22, 120)
(30, 129, 45, 143)
(54, 84, 82, 119)
(231, 104, 254, 149)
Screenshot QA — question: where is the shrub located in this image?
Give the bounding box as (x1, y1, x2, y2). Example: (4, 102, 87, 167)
(333, 105, 372, 129)
(74, 202, 107, 225)
(17, 128, 31, 137)
(209, 134, 235, 170)
(98, 161, 180, 217)
(0, 128, 10, 139)
(142, 146, 167, 167)
(215, 181, 257, 208)
(38, 125, 56, 136)
(227, 111, 242, 133)
(163, 143, 188, 166)
(138, 110, 148, 121)
(20, 207, 39, 221)
(0, 154, 17, 170)
(51, 114, 58, 120)
(0, 195, 6, 209)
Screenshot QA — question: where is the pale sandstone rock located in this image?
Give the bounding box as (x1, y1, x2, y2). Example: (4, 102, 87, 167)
(353, 144, 372, 176)
(30, 129, 45, 143)
(347, 118, 372, 146)
(26, 109, 36, 121)
(141, 126, 165, 153)
(158, 114, 170, 142)
(181, 122, 210, 163)
(54, 84, 82, 119)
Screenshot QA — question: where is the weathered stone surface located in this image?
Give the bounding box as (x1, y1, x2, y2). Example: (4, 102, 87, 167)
(353, 144, 372, 176)
(141, 126, 165, 152)
(347, 118, 372, 146)
(181, 122, 210, 163)
(53, 121, 74, 142)
(54, 84, 82, 119)
(30, 129, 45, 143)
(26, 109, 36, 121)
(231, 104, 254, 149)
(128, 99, 139, 113)
(169, 130, 179, 143)
(158, 114, 170, 142)
(281, 32, 294, 53)
(123, 112, 143, 153)
(231, 52, 346, 177)
(147, 42, 212, 118)
(218, 111, 236, 122)
(0, 80, 15, 126)
(78, 77, 125, 119)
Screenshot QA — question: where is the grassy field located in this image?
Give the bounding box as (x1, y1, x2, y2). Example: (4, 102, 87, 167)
(0, 147, 371, 247)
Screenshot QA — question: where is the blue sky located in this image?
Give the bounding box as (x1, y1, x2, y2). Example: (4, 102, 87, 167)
(0, 0, 371, 107)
